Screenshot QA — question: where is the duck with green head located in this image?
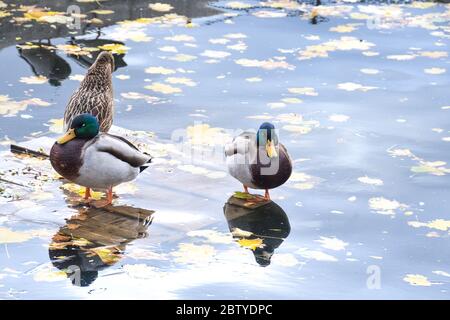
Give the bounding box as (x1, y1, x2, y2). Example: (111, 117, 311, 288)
(50, 114, 152, 205)
(225, 122, 292, 200)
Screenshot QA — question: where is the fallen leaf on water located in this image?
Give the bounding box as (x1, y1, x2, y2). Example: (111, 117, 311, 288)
(90, 247, 121, 265)
(287, 87, 318, 96)
(90, 9, 114, 15)
(231, 227, 253, 237)
(200, 50, 231, 59)
(369, 197, 408, 215)
(245, 77, 262, 82)
(387, 54, 416, 61)
(403, 274, 432, 286)
(337, 82, 377, 92)
(33, 266, 67, 282)
(145, 82, 182, 94)
(69, 74, 85, 81)
(281, 98, 303, 104)
(47, 118, 64, 133)
(149, 3, 173, 12)
(237, 238, 264, 250)
(225, 1, 253, 9)
(171, 243, 216, 264)
(358, 176, 383, 186)
(19, 75, 48, 84)
(115, 75, 130, 80)
(315, 236, 348, 251)
(121, 92, 160, 104)
(253, 10, 287, 18)
(158, 46, 178, 53)
(165, 77, 197, 87)
(168, 54, 197, 62)
(98, 43, 130, 54)
(408, 219, 450, 232)
(145, 66, 176, 75)
(424, 67, 446, 75)
(329, 24, 358, 33)
(0, 227, 51, 244)
(61, 183, 104, 200)
(235, 58, 295, 70)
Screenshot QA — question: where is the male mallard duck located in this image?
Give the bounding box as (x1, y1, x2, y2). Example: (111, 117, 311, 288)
(225, 122, 292, 200)
(63, 51, 114, 132)
(50, 114, 152, 205)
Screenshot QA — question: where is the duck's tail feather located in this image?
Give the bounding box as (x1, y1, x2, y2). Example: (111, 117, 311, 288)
(140, 154, 152, 173)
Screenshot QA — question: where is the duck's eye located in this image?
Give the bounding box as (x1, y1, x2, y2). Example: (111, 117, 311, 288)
(82, 123, 86, 127)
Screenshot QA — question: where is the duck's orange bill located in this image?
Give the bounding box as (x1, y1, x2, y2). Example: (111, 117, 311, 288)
(266, 140, 278, 158)
(57, 128, 76, 144)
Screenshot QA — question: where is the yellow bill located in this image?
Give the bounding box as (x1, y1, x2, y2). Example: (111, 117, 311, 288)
(57, 128, 76, 144)
(266, 140, 278, 158)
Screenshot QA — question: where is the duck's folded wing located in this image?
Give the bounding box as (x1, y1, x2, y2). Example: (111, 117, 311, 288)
(95, 134, 151, 167)
(224, 132, 254, 156)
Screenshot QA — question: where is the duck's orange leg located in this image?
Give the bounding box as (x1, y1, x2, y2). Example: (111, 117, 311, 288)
(84, 187, 91, 200)
(264, 189, 271, 201)
(106, 187, 113, 205)
(243, 185, 249, 193)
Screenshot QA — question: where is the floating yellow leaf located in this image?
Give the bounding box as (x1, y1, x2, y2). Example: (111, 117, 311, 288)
(369, 197, 408, 215)
(90, 247, 120, 264)
(149, 3, 173, 12)
(98, 43, 129, 54)
(145, 82, 182, 94)
(165, 77, 196, 87)
(19, 75, 48, 84)
(403, 274, 432, 286)
(145, 66, 176, 75)
(237, 238, 264, 250)
(281, 98, 303, 104)
(61, 183, 104, 200)
(90, 9, 114, 15)
(330, 24, 357, 33)
(408, 219, 450, 231)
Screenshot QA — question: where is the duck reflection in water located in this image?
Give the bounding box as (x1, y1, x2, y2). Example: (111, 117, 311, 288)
(49, 205, 153, 287)
(223, 195, 290, 267)
(17, 41, 71, 86)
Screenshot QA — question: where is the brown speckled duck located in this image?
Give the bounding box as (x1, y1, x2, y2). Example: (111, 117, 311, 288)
(63, 51, 114, 132)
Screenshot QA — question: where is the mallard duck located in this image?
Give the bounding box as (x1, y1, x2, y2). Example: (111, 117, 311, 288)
(63, 51, 114, 132)
(50, 114, 152, 205)
(225, 122, 292, 200)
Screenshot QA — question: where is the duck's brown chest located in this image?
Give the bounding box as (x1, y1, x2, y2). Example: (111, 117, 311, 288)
(50, 139, 87, 181)
(250, 146, 293, 190)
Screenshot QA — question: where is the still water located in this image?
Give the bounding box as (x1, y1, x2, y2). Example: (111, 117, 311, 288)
(0, 0, 449, 299)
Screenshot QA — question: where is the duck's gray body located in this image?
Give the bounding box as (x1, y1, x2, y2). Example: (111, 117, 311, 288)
(50, 133, 151, 190)
(225, 132, 292, 190)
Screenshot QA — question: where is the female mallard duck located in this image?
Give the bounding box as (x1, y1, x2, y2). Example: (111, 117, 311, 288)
(50, 114, 152, 205)
(63, 51, 114, 132)
(225, 122, 292, 200)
